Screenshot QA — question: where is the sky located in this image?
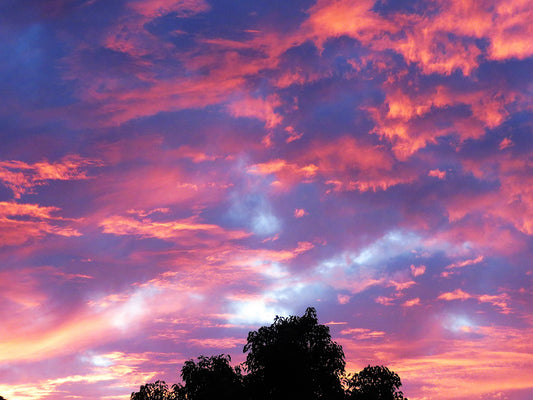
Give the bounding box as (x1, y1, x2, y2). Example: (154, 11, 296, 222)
(0, 0, 532, 399)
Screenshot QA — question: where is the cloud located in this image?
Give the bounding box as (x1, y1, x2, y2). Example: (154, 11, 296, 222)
(294, 208, 308, 218)
(227, 94, 283, 129)
(188, 337, 246, 349)
(340, 328, 386, 340)
(337, 294, 350, 304)
(0, 156, 102, 198)
(100, 214, 249, 242)
(128, 0, 210, 18)
(438, 289, 473, 301)
(402, 298, 421, 307)
(429, 169, 446, 180)
(307, 0, 533, 75)
(0, 201, 81, 246)
(410, 264, 426, 277)
(248, 136, 415, 192)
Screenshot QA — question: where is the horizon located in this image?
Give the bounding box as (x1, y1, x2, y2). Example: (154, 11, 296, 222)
(0, 0, 532, 399)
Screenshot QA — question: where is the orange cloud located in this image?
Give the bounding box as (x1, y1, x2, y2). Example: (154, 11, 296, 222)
(306, 0, 397, 50)
(188, 337, 246, 349)
(100, 214, 250, 242)
(284, 126, 303, 143)
(410, 264, 426, 277)
(0, 202, 81, 246)
(375, 296, 395, 306)
(438, 289, 472, 301)
(128, 0, 210, 18)
(338, 319, 533, 400)
(0, 351, 158, 400)
(499, 137, 513, 150)
(251, 136, 415, 192)
(227, 94, 282, 129)
(444, 255, 484, 271)
(436, 289, 511, 313)
(444, 151, 533, 239)
(428, 169, 446, 179)
(294, 208, 308, 218)
(388, 280, 416, 292)
(368, 84, 517, 159)
(0, 156, 101, 198)
(488, 0, 533, 60)
(307, 0, 533, 76)
(478, 293, 512, 314)
(402, 298, 421, 307)
(392, 324, 533, 400)
(247, 159, 318, 189)
(340, 328, 386, 340)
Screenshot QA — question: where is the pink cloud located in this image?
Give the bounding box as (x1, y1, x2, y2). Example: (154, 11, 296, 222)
(284, 126, 303, 143)
(402, 298, 421, 307)
(0, 202, 81, 246)
(227, 94, 283, 129)
(337, 294, 350, 304)
(128, 0, 210, 18)
(188, 337, 246, 349)
(306, 0, 397, 50)
(446, 152, 533, 237)
(445, 256, 484, 271)
(437, 289, 512, 314)
(428, 169, 446, 179)
(410, 264, 426, 277)
(488, 0, 533, 60)
(368, 84, 517, 159)
(0, 156, 102, 198)
(249, 136, 416, 192)
(340, 328, 386, 340)
(438, 289, 473, 301)
(99, 214, 250, 242)
(294, 208, 308, 218)
(307, 0, 533, 76)
(499, 137, 514, 150)
(375, 296, 395, 306)
(388, 280, 416, 292)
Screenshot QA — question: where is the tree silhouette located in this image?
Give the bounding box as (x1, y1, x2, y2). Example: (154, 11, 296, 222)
(174, 354, 244, 400)
(131, 380, 176, 400)
(130, 307, 409, 400)
(243, 307, 346, 400)
(346, 365, 407, 400)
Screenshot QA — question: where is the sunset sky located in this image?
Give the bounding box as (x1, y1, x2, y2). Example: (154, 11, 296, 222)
(1, 0, 532, 399)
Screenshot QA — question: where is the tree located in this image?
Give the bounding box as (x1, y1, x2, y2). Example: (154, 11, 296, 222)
(130, 380, 176, 400)
(130, 307, 409, 400)
(346, 365, 407, 400)
(174, 354, 244, 400)
(243, 307, 346, 400)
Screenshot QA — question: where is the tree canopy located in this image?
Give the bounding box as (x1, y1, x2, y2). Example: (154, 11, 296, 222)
(131, 307, 408, 400)
(346, 365, 407, 400)
(131, 380, 176, 400)
(243, 307, 345, 400)
(174, 354, 243, 400)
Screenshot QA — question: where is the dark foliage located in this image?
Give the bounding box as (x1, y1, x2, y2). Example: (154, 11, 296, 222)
(346, 365, 407, 400)
(131, 307, 408, 400)
(130, 380, 176, 400)
(243, 307, 346, 400)
(173, 354, 244, 400)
